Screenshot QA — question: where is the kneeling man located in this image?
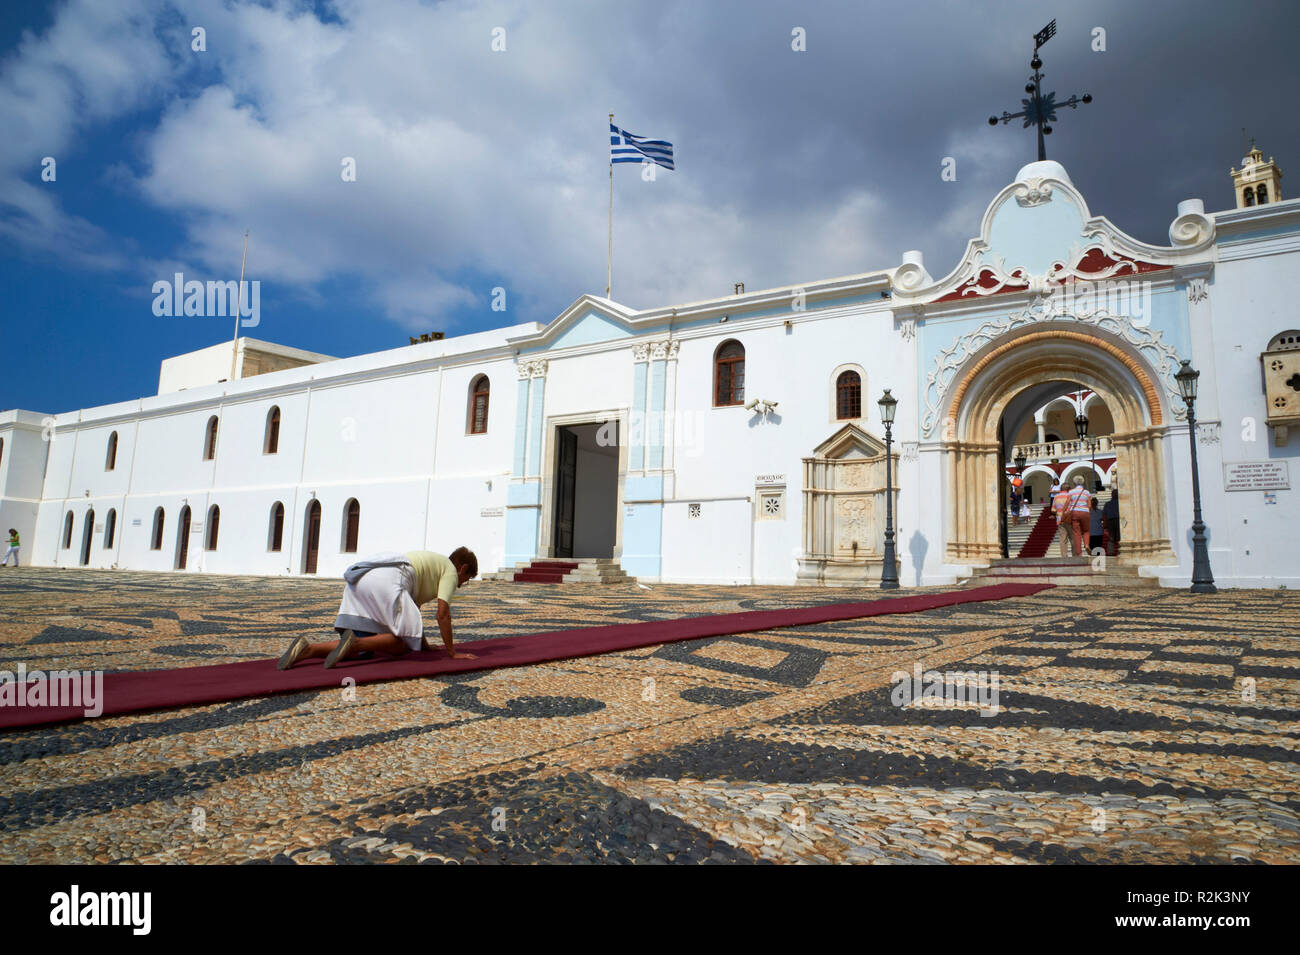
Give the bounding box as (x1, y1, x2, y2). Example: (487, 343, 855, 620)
(278, 547, 478, 669)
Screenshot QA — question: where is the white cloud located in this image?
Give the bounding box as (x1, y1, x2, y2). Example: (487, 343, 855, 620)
(0, 0, 1060, 331)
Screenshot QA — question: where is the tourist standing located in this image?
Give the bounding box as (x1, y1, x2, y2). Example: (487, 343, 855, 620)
(1103, 489, 1121, 556)
(1052, 483, 1074, 556)
(2, 529, 18, 567)
(1089, 498, 1104, 554)
(1066, 476, 1093, 556)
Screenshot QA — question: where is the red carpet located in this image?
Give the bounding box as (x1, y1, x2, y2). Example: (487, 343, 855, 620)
(1017, 504, 1058, 559)
(0, 582, 1050, 729)
(513, 560, 580, 583)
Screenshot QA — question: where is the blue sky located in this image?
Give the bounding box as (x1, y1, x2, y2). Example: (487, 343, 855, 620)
(3, 0, 1298, 414)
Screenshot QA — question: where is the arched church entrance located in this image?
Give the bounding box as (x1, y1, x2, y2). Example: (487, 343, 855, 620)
(942, 327, 1175, 565)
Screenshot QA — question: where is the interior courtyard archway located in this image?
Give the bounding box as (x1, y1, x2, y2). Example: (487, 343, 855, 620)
(942, 326, 1176, 564)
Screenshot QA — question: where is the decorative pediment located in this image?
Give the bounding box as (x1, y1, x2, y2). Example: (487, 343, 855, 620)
(934, 246, 1171, 303)
(892, 161, 1214, 306)
(811, 423, 888, 461)
(505, 295, 645, 352)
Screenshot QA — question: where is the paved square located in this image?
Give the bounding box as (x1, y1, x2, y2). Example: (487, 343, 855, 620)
(1, 568, 1297, 864)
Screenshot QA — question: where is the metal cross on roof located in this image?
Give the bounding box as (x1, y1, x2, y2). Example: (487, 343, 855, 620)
(988, 19, 1092, 162)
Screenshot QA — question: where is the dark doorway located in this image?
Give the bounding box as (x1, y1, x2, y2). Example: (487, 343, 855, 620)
(80, 509, 94, 566)
(553, 427, 578, 558)
(176, 505, 191, 570)
(552, 421, 619, 559)
(304, 500, 321, 574)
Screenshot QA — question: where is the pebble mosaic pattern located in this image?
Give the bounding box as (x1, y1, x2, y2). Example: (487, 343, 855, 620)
(0, 567, 1297, 864)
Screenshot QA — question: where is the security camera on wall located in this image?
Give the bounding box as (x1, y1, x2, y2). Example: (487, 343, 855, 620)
(745, 399, 759, 411)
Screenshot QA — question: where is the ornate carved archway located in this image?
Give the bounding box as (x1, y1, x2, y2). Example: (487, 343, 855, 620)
(942, 325, 1176, 564)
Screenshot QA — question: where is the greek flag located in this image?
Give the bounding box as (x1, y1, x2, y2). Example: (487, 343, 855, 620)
(610, 124, 674, 170)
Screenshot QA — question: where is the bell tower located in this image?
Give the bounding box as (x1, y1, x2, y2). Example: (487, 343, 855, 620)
(1231, 142, 1283, 208)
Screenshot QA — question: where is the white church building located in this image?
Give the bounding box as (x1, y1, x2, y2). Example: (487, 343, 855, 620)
(2, 151, 1297, 588)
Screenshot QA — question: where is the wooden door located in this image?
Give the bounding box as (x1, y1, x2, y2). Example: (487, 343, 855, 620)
(553, 428, 577, 558)
(304, 501, 321, 574)
(176, 506, 191, 570)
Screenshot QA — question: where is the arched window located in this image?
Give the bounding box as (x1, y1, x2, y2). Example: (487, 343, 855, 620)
(63, 511, 74, 549)
(1257, 184, 1269, 205)
(104, 509, 117, 548)
(269, 502, 285, 551)
(264, 406, 281, 454)
(1, 437, 5, 470)
(714, 340, 745, 407)
(468, 376, 490, 434)
(342, 498, 360, 553)
(836, 370, 862, 420)
(204, 416, 219, 460)
(206, 505, 220, 551)
(106, 431, 118, 471)
(1244, 187, 1255, 207)
(152, 507, 165, 550)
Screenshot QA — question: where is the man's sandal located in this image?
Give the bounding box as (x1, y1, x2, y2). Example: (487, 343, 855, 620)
(323, 630, 358, 669)
(277, 635, 311, 671)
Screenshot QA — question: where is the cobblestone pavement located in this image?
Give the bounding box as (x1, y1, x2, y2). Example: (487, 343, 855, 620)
(1, 568, 1297, 864)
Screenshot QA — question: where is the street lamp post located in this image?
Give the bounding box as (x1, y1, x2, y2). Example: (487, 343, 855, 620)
(879, 389, 899, 590)
(1175, 360, 1217, 593)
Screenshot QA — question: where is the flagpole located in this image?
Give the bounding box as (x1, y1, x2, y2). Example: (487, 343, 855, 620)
(607, 112, 614, 298)
(230, 230, 249, 383)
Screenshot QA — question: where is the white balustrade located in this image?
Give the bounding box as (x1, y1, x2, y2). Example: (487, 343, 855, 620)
(1009, 435, 1113, 467)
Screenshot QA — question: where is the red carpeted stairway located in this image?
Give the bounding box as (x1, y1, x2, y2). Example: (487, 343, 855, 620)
(513, 560, 580, 583)
(1016, 504, 1058, 559)
(488, 558, 634, 584)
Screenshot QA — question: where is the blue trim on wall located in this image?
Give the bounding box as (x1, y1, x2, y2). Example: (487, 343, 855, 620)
(630, 361, 647, 471)
(549, 310, 635, 349)
(648, 360, 666, 469)
(507, 482, 541, 507)
(526, 377, 546, 476)
(625, 474, 663, 501)
(620, 502, 662, 578)
(504, 506, 540, 566)
(669, 291, 885, 333)
(512, 378, 530, 477)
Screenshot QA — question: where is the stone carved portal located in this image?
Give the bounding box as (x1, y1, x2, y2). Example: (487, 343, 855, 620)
(943, 324, 1176, 565)
(797, 424, 898, 585)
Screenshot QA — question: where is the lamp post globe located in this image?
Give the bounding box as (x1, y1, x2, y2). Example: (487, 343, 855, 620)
(878, 390, 899, 589)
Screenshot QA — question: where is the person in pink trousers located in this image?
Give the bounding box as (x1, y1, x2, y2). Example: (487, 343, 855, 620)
(1065, 476, 1093, 557)
(1052, 483, 1074, 556)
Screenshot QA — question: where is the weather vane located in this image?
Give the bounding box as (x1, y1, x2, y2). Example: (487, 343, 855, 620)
(988, 19, 1092, 162)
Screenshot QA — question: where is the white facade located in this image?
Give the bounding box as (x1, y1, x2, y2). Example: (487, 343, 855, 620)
(3, 160, 1297, 587)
